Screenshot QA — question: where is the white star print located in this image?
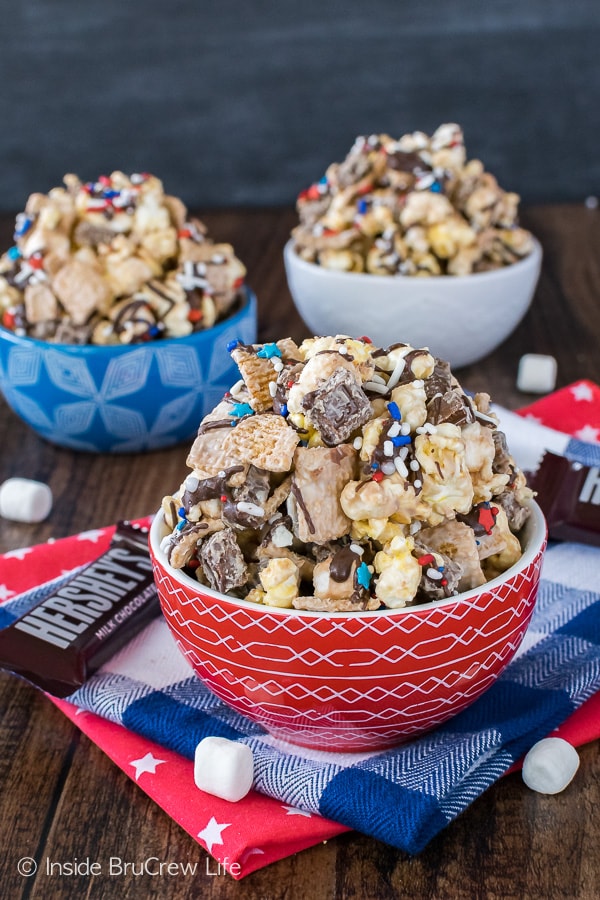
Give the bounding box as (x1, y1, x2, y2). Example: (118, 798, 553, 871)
(0, 584, 15, 601)
(575, 424, 600, 443)
(129, 752, 166, 781)
(197, 816, 231, 854)
(571, 382, 594, 402)
(281, 804, 312, 817)
(3, 547, 32, 560)
(76, 529, 106, 543)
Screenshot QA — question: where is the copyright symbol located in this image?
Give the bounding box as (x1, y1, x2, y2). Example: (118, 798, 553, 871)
(17, 857, 37, 877)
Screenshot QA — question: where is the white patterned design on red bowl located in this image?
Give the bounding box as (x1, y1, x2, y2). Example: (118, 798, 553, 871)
(149, 502, 546, 751)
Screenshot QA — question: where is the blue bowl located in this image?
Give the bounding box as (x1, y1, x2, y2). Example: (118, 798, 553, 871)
(0, 288, 257, 453)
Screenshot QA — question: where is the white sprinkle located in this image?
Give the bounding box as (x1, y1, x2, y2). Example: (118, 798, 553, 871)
(353, 436, 363, 450)
(237, 501, 265, 518)
(394, 457, 409, 478)
(388, 422, 400, 438)
(383, 440, 394, 457)
(364, 380, 389, 395)
(349, 543, 364, 556)
(217, 470, 226, 478)
(398, 446, 409, 461)
(427, 567, 443, 580)
(381, 461, 396, 475)
(271, 358, 284, 372)
(337, 345, 349, 355)
(385, 356, 406, 391)
(367, 565, 374, 573)
(409, 521, 421, 534)
(414, 479, 422, 488)
(268, 381, 277, 397)
(211, 253, 226, 264)
(409, 459, 420, 471)
(401, 422, 411, 435)
(229, 378, 246, 398)
(184, 475, 200, 492)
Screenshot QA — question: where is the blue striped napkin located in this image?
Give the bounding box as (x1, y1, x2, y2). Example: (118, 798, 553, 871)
(2, 537, 599, 854)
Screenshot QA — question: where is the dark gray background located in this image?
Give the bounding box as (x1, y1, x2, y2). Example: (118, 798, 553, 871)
(1, 1, 598, 212)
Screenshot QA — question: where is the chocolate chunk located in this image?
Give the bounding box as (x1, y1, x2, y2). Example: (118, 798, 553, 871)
(424, 358, 453, 400)
(386, 150, 427, 173)
(302, 367, 371, 446)
(199, 528, 248, 593)
(414, 544, 462, 602)
(494, 490, 530, 532)
(223, 465, 270, 529)
(492, 430, 513, 474)
(74, 220, 116, 247)
(0, 522, 159, 697)
(427, 389, 475, 426)
(182, 465, 245, 508)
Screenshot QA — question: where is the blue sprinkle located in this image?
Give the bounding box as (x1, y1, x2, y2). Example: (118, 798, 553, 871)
(14, 215, 32, 238)
(356, 562, 372, 590)
(178, 506, 186, 517)
(7, 246, 21, 261)
(387, 401, 401, 420)
(256, 342, 281, 359)
(371, 461, 379, 471)
(148, 325, 161, 337)
(318, 176, 328, 185)
(392, 434, 411, 447)
(103, 189, 120, 198)
(430, 181, 442, 193)
(226, 339, 241, 353)
(357, 199, 368, 214)
(280, 403, 288, 417)
(176, 520, 186, 532)
(228, 402, 254, 418)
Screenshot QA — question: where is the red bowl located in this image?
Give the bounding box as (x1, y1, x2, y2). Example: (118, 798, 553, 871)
(149, 502, 547, 752)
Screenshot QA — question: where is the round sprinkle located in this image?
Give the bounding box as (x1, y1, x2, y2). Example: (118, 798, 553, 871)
(7, 246, 21, 261)
(220, 494, 227, 502)
(184, 475, 199, 492)
(353, 436, 363, 450)
(372, 470, 384, 483)
(381, 461, 396, 475)
(427, 568, 443, 581)
(414, 479, 422, 488)
(409, 459, 420, 471)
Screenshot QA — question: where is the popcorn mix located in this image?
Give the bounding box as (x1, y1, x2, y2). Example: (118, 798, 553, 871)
(159, 335, 533, 611)
(292, 124, 534, 276)
(0, 172, 246, 343)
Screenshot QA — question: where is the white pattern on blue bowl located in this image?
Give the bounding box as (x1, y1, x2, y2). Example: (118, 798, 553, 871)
(0, 289, 257, 453)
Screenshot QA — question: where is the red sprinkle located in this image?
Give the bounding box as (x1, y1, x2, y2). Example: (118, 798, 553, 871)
(356, 181, 373, 195)
(371, 470, 384, 483)
(359, 335, 372, 344)
(220, 495, 227, 503)
(233, 276, 245, 289)
(29, 255, 44, 270)
(98, 175, 111, 186)
(187, 309, 203, 323)
(417, 553, 435, 567)
(178, 228, 192, 239)
(306, 184, 321, 200)
(287, 380, 295, 389)
(441, 579, 448, 587)
(2, 310, 16, 329)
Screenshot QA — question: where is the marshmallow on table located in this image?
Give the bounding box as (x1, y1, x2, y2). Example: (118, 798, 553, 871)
(517, 354, 558, 394)
(0, 478, 53, 523)
(194, 736, 254, 802)
(522, 737, 580, 794)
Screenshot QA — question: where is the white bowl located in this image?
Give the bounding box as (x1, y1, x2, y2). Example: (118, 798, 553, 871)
(284, 238, 542, 368)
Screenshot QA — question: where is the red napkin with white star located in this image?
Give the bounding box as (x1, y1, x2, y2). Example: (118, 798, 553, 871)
(1, 380, 599, 878)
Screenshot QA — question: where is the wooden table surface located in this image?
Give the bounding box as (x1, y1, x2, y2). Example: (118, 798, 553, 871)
(0, 205, 599, 899)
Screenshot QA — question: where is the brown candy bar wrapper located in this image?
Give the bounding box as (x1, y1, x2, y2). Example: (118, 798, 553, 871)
(0, 521, 160, 697)
(530, 451, 600, 545)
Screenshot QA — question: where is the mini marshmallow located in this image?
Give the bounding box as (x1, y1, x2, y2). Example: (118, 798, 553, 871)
(522, 737, 580, 794)
(0, 478, 53, 523)
(194, 736, 254, 802)
(517, 354, 557, 394)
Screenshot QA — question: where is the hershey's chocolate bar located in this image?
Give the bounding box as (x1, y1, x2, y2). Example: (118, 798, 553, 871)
(0, 521, 160, 697)
(530, 451, 600, 545)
